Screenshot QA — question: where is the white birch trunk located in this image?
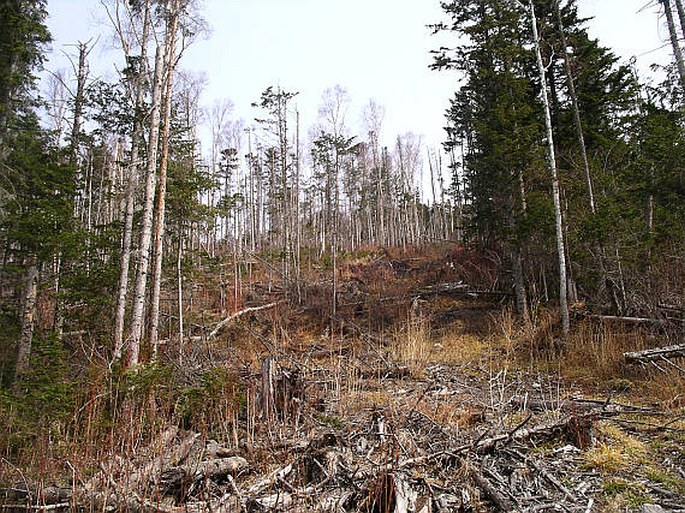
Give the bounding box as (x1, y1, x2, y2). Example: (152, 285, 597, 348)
(529, 0, 570, 334)
(126, 45, 165, 367)
(149, 7, 180, 358)
(662, 0, 685, 89)
(14, 262, 38, 386)
(113, 0, 151, 362)
(675, 0, 685, 36)
(177, 236, 184, 363)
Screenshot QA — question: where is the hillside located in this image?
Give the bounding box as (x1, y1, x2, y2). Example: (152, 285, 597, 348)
(1, 245, 684, 513)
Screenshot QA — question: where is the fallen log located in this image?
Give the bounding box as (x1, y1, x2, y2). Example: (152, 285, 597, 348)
(2, 485, 72, 506)
(160, 456, 249, 492)
(588, 314, 668, 326)
(415, 282, 469, 296)
(207, 301, 285, 339)
(0, 502, 70, 511)
(624, 344, 685, 363)
(510, 395, 660, 415)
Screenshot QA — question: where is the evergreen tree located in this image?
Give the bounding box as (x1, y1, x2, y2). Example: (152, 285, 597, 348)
(0, 1, 73, 387)
(433, 0, 643, 318)
(433, 0, 543, 316)
(0, 0, 50, 155)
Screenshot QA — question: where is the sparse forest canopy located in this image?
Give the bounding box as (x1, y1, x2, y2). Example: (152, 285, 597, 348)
(0, 1, 684, 512)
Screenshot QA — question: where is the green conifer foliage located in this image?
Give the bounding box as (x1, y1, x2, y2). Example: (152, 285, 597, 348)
(433, 0, 680, 314)
(0, 0, 50, 150)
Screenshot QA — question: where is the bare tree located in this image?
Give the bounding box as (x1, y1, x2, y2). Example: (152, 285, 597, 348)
(126, 44, 165, 367)
(112, 0, 151, 362)
(149, 0, 182, 357)
(319, 84, 350, 138)
(362, 99, 386, 245)
(394, 132, 423, 246)
(43, 70, 70, 143)
(662, 0, 685, 89)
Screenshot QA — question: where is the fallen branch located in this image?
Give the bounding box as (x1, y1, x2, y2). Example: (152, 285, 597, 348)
(0, 504, 70, 511)
(415, 282, 469, 296)
(160, 457, 249, 492)
(208, 301, 285, 339)
(506, 449, 576, 501)
(510, 395, 661, 415)
(470, 468, 514, 511)
(588, 314, 667, 326)
(624, 344, 685, 363)
(454, 413, 598, 455)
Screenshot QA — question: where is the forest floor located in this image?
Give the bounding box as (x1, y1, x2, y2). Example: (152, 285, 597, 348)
(1, 245, 685, 513)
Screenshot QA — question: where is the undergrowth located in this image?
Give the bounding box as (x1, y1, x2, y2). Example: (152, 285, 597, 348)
(0, 244, 682, 499)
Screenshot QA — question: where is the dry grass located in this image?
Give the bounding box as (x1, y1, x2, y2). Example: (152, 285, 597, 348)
(416, 397, 486, 431)
(636, 370, 685, 407)
(582, 422, 647, 474)
(430, 332, 490, 366)
(560, 321, 646, 380)
(390, 312, 432, 375)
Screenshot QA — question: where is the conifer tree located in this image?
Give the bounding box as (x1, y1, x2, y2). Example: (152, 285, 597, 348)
(0, 0, 50, 155)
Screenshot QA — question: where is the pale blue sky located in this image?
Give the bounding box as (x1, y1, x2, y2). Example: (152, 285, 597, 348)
(45, 0, 670, 156)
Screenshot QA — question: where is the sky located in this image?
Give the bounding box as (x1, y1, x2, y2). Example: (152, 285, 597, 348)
(44, 0, 671, 156)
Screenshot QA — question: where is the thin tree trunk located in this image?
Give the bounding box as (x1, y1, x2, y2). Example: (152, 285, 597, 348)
(556, 2, 611, 304)
(177, 235, 184, 363)
(295, 110, 302, 302)
(69, 42, 88, 167)
(149, 7, 180, 358)
(512, 246, 529, 319)
(53, 253, 63, 338)
(554, 4, 595, 213)
(332, 152, 339, 318)
(675, 0, 685, 37)
(126, 45, 165, 368)
(662, 0, 685, 89)
(529, 0, 569, 335)
(14, 261, 38, 387)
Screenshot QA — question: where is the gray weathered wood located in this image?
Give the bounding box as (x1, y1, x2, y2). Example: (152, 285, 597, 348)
(624, 344, 685, 362)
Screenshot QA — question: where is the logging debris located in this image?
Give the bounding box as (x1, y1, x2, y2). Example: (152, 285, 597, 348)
(4, 356, 684, 513)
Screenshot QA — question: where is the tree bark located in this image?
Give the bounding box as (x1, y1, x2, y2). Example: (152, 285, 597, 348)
(675, 0, 685, 37)
(512, 246, 529, 320)
(662, 0, 685, 90)
(113, 0, 151, 363)
(529, 0, 570, 335)
(14, 261, 38, 386)
(149, 5, 180, 359)
(126, 45, 165, 368)
(177, 235, 184, 362)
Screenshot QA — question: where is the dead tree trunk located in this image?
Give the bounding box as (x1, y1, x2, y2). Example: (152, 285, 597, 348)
(554, 5, 594, 213)
(149, 6, 180, 358)
(113, 0, 151, 362)
(126, 45, 165, 368)
(662, 0, 685, 89)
